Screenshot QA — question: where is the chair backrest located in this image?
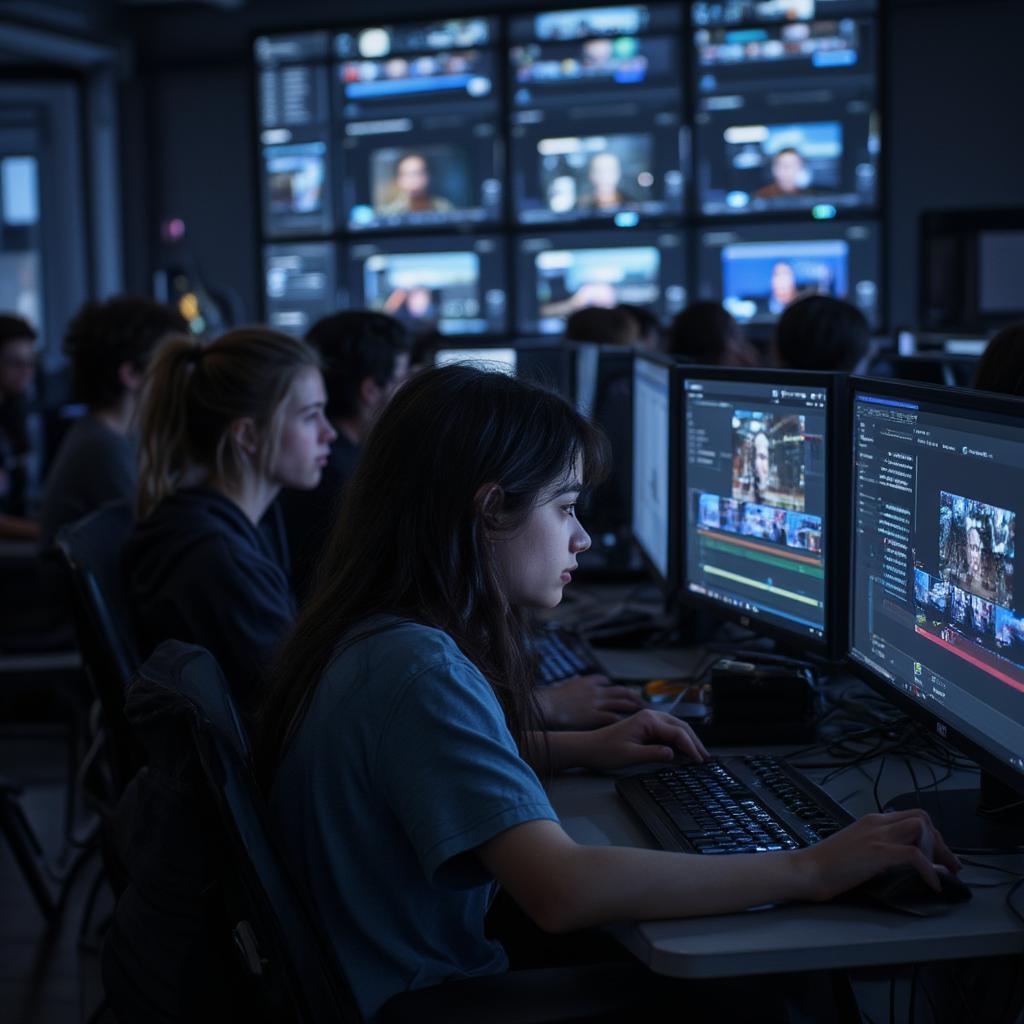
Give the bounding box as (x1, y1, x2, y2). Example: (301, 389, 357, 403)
(117, 640, 359, 1024)
(55, 500, 141, 790)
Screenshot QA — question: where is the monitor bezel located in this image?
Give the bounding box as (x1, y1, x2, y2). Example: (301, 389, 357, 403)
(846, 375, 1024, 801)
(678, 365, 847, 658)
(630, 350, 681, 594)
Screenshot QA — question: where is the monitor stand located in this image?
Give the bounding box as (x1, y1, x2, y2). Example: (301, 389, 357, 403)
(887, 769, 1024, 852)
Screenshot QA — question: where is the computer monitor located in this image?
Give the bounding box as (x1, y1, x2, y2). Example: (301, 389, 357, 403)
(681, 368, 844, 655)
(508, 5, 685, 226)
(346, 235, 507, 336)
(696, 220, 881, 330)
(334, 17, 502, 233)
(515, 340, 573, 397)
(849, 378, 1024, 846)
(632, 352, 679, 590)
(692, 15, 879, 217)
(262, 242, 338, 335)
(434, 345, 517, 373)
(516, 229, 687, 336)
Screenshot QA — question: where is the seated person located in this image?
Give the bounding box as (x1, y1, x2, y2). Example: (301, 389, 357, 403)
(564, 305, 639, 346)
(974, 322, 1024, 395)
(0, 314, 39, 538)
(577, 151, 634, 212)
(772, 295, 870, 372)
(255, 365, 957, 1020)
(124, 328, 336, 704)
(667, 302, 761, 367)
(39, 297, 186, 548)
(754, 147, 807, 200)
(279, 311, 412, 601)
(617, 302, 663, 352)
(377, 153, 455, 216)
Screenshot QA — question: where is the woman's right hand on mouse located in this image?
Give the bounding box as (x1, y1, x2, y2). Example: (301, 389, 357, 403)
(794, 809, 960, 902)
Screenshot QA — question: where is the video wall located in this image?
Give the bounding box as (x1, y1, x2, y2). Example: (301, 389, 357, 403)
(255, 2, 881, 336)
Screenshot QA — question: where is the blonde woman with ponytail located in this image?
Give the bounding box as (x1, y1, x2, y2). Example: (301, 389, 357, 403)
(123, 327, 335, 703)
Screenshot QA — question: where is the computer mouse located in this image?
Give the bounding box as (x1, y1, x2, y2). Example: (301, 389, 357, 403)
(850, 867, 972, 917)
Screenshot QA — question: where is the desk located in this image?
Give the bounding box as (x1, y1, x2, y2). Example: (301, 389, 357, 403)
(548, 764, 1024, 979)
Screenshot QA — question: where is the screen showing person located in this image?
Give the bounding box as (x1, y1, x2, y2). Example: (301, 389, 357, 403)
(938, 492, 1015, 607)
(264, 144, 326, 214)
(538, 134, 653, 215)
(363, 250, 479, 331)
(536, 246, 659, 319)
(371, 151, 459, 216)
(369, 146, 472, 217)
(731, 410, 806, 511)
(721, 240, 848, 322)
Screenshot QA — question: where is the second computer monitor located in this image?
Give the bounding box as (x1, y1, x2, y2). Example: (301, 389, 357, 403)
(681, 368, 843, 653)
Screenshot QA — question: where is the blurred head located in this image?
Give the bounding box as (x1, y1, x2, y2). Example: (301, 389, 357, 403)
(667, 302, 761, 367)
(616, 303, 663, 352)
(0, 315, 38, 398)
(63, 296, 187, 412)
(771, 148, 805, 193)
(394, 153, 430, 197)
(588, 152, 623, 196)
(565, 305, 640, 346)
(967, 525, 983, 577)
(136, 327, 332, 518)
(255, 365, 609, 782)
(770, 262, 798, 308)
(752, 431, 770, 493)
(305, 310, 412, 425)
(974, 323, 1024, 395)
(773, 295, 870, 372)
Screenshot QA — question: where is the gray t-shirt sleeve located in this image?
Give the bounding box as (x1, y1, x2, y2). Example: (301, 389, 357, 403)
(375, 652, 558, 889)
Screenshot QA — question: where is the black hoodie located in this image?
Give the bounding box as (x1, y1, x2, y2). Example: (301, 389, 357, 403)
(123, 486, 295, 703)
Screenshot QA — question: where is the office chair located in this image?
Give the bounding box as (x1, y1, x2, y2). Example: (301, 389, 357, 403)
(106, 640, 646, 1024)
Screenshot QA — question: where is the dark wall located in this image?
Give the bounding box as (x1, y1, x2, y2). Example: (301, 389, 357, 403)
(118, 0, 1024, 331)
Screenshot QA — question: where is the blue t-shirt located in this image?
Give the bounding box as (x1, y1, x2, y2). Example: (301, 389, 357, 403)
(269, 617, 558, 1020)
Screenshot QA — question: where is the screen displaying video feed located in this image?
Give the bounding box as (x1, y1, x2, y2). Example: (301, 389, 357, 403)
(516, 230, 686, 335)
(255, 33, 334, 238)
(347, 235, 506, 336)
(337, 38, 501, 232)
(693, 17, 878, 216)
(684, 375, 829, 642)
(633, 355, 672, 581)
(850, 387, 1024, 780)
(263, 242, 338, 335)
(691, 1, 876, 27)
(696, 220, 880, 327)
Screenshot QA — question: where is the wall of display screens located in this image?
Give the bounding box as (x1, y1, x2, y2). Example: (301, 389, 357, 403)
(254, 2, 881, 336)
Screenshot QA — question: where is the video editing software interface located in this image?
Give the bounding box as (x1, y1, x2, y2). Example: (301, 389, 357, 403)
(632, 356, 672, 581)
(697, 219, 880, 327)
(850, 388, 1024, 779)
(684, 375, 829, 642)
(254, 5, 882, 337)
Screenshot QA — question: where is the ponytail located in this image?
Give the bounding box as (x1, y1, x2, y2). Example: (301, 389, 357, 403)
(136, 327, 321, 519)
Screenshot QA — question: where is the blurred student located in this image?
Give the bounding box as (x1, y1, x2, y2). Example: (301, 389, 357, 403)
(667, 302, 761, 367)
(279, 311, 412, 600)
(124, 328, 335, 704)
(39, 297, 186, 547)
(378, 153, 454, 216)
(974, 322, 1024, 395)
(0, 314, 39, 536)
(772, 295, 870, 372)
(564, 305, 639, 346)
(617, 303, 663, 352)
(256, 365, 957, 1020)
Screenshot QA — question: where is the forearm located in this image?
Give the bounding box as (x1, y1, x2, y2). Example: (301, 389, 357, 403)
(539, 843, 815, 932)
(524, 730, 595, 774)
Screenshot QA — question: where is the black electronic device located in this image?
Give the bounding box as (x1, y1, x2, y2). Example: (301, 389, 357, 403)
(849, 377, 1024, 849)
(631, 351, 681, 593)
(532, 625, 600, 685)
(515, 229, 686, 338)
(347, 234, 507, 336)
(680, 367, 847, 659)
(508, 4, 685, 226)
(262, 242, 338, 336)
(696, 220, 882, 332)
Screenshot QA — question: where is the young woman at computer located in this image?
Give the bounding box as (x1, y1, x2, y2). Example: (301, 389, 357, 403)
(124, 327, 336, 705)
(255, 365, 957, 1020)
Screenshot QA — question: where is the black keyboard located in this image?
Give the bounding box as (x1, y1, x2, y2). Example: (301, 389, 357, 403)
(532, 627, 598, 684)
(616, 755, 853, 855)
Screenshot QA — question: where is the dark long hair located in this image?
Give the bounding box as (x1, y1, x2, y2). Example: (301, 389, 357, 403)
(254, 365, 609, 788)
